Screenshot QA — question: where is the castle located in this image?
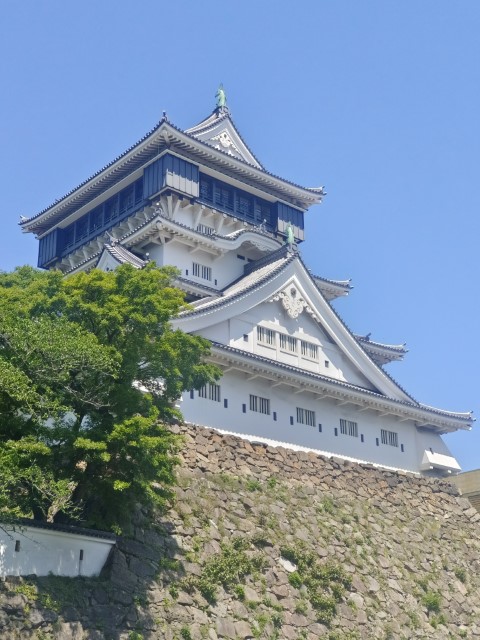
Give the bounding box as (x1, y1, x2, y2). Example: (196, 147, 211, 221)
(21, 91, 472, 476)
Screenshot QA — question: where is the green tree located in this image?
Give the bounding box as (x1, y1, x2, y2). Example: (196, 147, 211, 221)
(0, 264, 219, 530)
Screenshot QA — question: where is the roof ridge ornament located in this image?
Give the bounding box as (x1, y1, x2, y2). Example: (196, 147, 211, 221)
(215, 83, 229, 116)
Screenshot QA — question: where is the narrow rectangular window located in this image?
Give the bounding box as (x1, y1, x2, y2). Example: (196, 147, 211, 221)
(208, 384, 221, 402)
(224, 399, 228, 409)
(334, 427, 338, 436)
(242, 403, 246, 413)
(14, 540, 20, 552)
(190, 389, 194, 399)
(198, 383, 220, 402)
(290, 416, 294, 426)
(360, 434, 364, 443)
(300, 340, 318, 360)
(249, 394, 270, 415)
(273, 411, 277, 421)
(380, 429, 398, 447)
(296, 407, 316, 427)
(400, 444, 404, 453)
(279, 334, 297, 352)
(192, 262, 212, 281)
(243, 334, 248, 342)
(376, 438, 379, 446)
(257, 326, 276, 346)
(340, 419, 358, 437)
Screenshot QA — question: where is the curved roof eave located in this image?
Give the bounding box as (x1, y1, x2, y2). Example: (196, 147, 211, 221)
(209, 342, 473, 432)
(21, 119, 323, 234)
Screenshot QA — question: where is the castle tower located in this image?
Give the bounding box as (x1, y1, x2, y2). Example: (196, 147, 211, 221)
(21, 92, 472, 475)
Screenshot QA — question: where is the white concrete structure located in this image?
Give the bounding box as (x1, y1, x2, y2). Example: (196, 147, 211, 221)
(21, 93, 473, 476)
(0, 521, 115, 578)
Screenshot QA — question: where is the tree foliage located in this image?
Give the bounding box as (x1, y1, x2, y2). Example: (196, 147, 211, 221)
(0, 264, 219, 530)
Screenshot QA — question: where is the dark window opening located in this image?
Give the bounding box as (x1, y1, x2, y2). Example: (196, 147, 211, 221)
(199, 174, 273, 229)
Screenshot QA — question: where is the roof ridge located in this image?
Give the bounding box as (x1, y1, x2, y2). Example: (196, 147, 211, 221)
(291, 251, 418, 404)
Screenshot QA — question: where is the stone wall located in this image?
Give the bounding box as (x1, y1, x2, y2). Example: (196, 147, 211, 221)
(0, 423, 479, 639)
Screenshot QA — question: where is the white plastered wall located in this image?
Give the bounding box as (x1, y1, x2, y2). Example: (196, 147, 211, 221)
(0, 525, 115, 578)
(180, 370, 457, 474)
(146, 241, 245, 290)
(198, 301, 378, 391)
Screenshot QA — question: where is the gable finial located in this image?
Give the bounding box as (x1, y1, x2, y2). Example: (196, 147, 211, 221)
(215, 83, 228, 113)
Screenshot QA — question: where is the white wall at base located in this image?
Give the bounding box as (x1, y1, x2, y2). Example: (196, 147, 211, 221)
(181, 370, 459, 475)
(0, 523, 115, 578)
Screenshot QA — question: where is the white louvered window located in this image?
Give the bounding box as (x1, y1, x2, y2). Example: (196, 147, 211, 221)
(257, 326, 276, 346)
(296, 407, 316, 427)
(381, 429, 398, 447)
(300, 340, 318, 360)
(279, 334, 297, 353)
(249, 394, 270, 415)
(340, 419, 358, 437)
(192, 262, 212, 281)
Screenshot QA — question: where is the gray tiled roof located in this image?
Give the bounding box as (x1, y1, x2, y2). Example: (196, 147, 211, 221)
(104, 243, 147, 269)
(21, 115, 323, 231)
(12, 518, 116, 540)
(210, 342, 472, 426)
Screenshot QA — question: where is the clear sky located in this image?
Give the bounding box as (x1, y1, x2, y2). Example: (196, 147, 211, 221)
(1, 1, 479, 470)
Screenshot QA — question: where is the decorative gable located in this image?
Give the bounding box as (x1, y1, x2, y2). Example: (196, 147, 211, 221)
(270, 285, 311, 319)
(185, 111, 263, 168)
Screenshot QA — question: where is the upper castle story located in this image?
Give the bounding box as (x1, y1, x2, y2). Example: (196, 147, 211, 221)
(20, 89, 324, 285)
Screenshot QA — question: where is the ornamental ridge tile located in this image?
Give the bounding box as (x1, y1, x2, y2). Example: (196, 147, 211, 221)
(356, 335, 407, 353)
(312, 274, 352, 290)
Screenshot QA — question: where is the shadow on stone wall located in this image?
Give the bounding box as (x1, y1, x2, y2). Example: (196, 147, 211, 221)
(0, 510, 185, 640)
(0, 423, 479, 640)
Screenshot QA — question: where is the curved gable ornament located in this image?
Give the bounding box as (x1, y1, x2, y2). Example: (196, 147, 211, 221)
(271, 286, 309, 319)
(212, 130, 240, 154)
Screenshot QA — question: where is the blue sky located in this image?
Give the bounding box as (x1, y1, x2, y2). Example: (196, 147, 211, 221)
(1, 1, 479, 470)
